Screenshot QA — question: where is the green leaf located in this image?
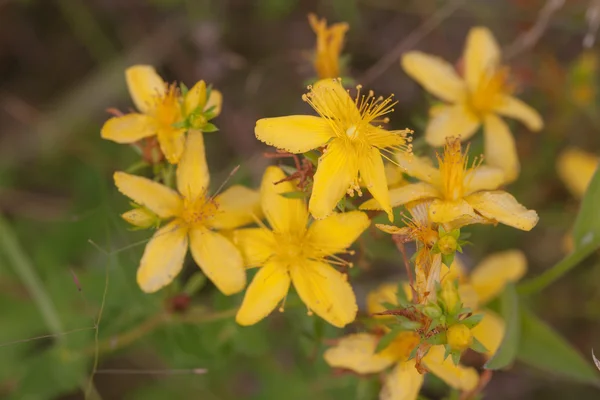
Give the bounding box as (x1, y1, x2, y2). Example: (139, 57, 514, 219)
(520, 167, 600, 295)
(278, 164, 297, 176)
(201, 122, 219, 133)
(470, 337, 488, 354)
(484, 283, 520, 370)
(179, 82, 189, 97)
(517, 308, 600, 385)
(375, 326, 403, 353)
(461, 313, 484, 329)
(450, 350, 461, 366)
(441, 253, 455, 268)
(171, 120, 187, 129)
(303, 150, 320, 166)
(279, 191, 307, 199)
(573, 165, 600, 248)
(425, 332, 447, 345)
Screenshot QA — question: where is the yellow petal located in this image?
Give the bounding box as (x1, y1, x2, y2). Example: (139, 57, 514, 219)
(470, 250, 527, 303)
(384, 163, 406, 188)
(310, 78, 361, 120)
(184, 80, 207, 115)
(233, 228, 276, 267)
(176, 131, 209, 199)
(425, 104, 481, 147)
(310, 140, 359, 219)
(323, 333, 396, 374)
(423, 345, 479, 391)
(360, 147, 393, 220)
(464, 27, 501, 93)
(209, 185, 261, 230)
(126, 65, 166, 114)
(306, 211, 370, 257)
(464, 165, 505, 195)
(189, 226, 246, 295)
(367, 282, 411, 315)
(290, 260, 357, 327)
(465, 190, 539, 231)
(101, 114, 157, 143)
(376, 224, 410, 235)
(472, 309, 505, 357)
(235, 261, 290, 326)
(494, 95, 543, 131)
(158, 128, 187, 164)
(137, 221, 188, 293)
(483, 114, 520, 183)
(428, 198, 477, 224)
(206, 89, 222, 117)
(260, 166, 308, 234)
(121, 208, 157, 229)
(395, 152, 440, 184)
(401, 51, 466, 103)
(380, 360, 425, 400)
(114, 171, 181, 218)
(360, 183, 439, 210)
(557, 147, 599, 199)
(255, 116, 334, 153)
(458, 283, 480, 311)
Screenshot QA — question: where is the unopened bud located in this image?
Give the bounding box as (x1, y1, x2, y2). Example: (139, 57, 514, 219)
(440, 280, 460, 313)
(122, 208, 158, 229)
(423, 304, 442, 319)
(447, 324, 472, 351)
(437, 235, 458, 255)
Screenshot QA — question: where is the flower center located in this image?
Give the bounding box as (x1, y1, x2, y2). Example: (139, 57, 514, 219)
(181, 196, 218, 226)
(302, 79, 395, 143)
(469, 67, 512, 116)
(273, 233, 307, 265)
(437, 138, 470, 201)
(153, 84, 183, 129)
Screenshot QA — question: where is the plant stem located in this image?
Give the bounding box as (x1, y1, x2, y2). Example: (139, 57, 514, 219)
(87, 307, 238, 355)
(518, 236, 600, 296)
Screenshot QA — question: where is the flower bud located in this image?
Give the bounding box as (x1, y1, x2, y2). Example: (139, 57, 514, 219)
(422, 304, 442, 319)
(122, 208, 158, 229)
(440, 280, 460, 313)
(447, 324, 473, 351)
(437, 234, 458, 255)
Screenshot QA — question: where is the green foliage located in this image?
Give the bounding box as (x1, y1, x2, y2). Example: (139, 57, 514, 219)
(518, 309, 600, 385)
(485, 283, 520, 370)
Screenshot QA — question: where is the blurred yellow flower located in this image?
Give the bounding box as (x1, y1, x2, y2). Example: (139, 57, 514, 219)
(442, 250, 527, 357)
(361, 138, 539, 231)
(101, 65, 222, 164)
(234, 166, 369, 328)
(255, 79, 412, 220)
(308, 13, 349, 80)
(402, 27, 543, 181)
(114, 132, 259, 294)
(324, 284, 479, 399)
(556, 147, 599, 199)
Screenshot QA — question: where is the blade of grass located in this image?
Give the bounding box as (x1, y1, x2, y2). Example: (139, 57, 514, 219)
(0, 214, 103, 399)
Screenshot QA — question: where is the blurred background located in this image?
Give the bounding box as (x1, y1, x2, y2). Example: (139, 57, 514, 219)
(1, 0, 600, 399)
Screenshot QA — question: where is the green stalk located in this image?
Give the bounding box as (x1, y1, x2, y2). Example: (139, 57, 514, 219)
(518, 236, 600, 296)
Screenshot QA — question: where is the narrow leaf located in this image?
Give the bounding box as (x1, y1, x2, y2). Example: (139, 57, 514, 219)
(484, 283, 520, 370)
(375, 326, 403, 353)
(279, 191, 307, 199)
(517, 308, 600, 385)
(573, 165, 600, 248)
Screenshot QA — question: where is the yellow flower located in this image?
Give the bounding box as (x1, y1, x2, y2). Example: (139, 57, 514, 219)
(401, 27, 543, 181)
(114, 131, 259, 294)
(361, 137, 539, 231)
(308, 14, 349, 80)
(557, 147, 599, 199)
(255, 79, 412, 220)
(101, 65, 222, 164)
(324, 284, 479, 399)
(442, 250, 527, 357)
(234, 166, 370, 327)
